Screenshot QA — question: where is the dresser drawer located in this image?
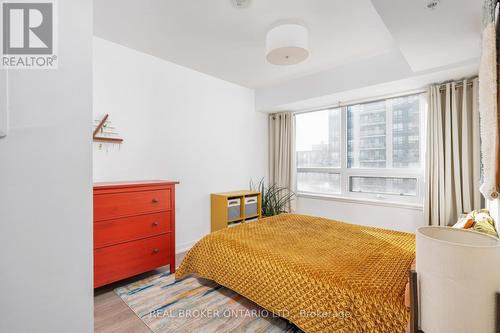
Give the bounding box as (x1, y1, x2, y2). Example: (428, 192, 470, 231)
(94, 234, 171, 288)
(94, 189, 171, 221)
(94, 212, 171, 249)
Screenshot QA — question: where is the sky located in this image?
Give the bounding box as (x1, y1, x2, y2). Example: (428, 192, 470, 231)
(295, 110, 331, 151)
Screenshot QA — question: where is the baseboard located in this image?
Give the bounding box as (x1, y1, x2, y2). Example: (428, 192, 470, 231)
(176, 239, 198, 254)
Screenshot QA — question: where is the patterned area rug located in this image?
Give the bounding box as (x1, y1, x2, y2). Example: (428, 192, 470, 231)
(115, 272, 302, 333)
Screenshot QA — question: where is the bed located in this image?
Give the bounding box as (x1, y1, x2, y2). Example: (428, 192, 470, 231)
(175, 213, 415, 333)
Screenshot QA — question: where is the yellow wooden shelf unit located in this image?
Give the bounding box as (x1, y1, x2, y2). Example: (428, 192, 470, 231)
(211, 190, 262, 232)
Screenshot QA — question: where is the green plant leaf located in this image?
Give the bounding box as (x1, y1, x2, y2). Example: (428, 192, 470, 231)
(249, 178, 295, 217)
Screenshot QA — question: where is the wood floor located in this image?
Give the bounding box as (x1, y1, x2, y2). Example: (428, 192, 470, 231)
(94, 252, 187, 333)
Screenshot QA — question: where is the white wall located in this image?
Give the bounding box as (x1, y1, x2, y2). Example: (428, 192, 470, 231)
(93, 37, 268, 252)
(0, 1, 93, 333)
(297, 196, 424, 233)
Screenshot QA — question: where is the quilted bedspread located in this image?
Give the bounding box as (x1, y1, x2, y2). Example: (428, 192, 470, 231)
(175, 213, 415, 333)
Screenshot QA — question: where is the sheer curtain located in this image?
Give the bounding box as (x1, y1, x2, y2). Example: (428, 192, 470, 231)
(269, 112, 296, 212)
(425, 78, 482, 226)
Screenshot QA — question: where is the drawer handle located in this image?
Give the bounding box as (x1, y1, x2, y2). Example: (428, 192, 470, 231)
(152, 248, 160, 254)
(151, 198, 159, 204)
(152, 221, 159, 227)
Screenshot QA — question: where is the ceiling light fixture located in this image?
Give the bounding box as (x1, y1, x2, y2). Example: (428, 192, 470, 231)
(266, 23, 309, 66)
(426, 0, 441, 10)
(230, 0, 251, 9)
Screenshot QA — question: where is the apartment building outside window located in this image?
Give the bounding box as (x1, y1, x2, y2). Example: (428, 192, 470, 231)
(295, 93, 426, 206)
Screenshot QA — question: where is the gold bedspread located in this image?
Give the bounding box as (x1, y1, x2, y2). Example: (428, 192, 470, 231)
(175, 213, 415, 333)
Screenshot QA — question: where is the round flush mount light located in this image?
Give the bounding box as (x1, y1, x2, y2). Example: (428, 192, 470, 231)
(266, 23, 309, 66)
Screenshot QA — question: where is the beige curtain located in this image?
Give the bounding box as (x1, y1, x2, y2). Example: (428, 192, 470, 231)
(269, 112, 296, 212)
(425, 79, 482, 226)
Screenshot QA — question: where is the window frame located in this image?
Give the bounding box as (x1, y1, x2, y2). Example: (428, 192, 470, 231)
(295, 92, 426, 207)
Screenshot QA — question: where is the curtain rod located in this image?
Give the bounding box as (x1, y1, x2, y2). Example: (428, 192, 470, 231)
(286, 77, 478, 116)
(290, 88, 426, 116)
(438, 80, 475, 92)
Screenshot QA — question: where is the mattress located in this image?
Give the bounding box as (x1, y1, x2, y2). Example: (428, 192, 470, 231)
(175, 213, 415, 333)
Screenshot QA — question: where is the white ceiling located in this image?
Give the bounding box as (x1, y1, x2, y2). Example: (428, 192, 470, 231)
(94, 0, 482, 89)
(371, 0, 482, 72)
(94, 0, 396, 88)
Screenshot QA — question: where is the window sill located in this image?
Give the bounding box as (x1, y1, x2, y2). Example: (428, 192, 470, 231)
(297, 192, 424, 211)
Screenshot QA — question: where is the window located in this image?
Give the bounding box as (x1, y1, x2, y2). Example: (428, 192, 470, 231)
(350, 176, 417, 196)
(295, 93, 425, 205)
(296, 109, 341, 168)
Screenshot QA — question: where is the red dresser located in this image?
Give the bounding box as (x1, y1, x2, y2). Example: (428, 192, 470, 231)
(93, 180, 178, 288)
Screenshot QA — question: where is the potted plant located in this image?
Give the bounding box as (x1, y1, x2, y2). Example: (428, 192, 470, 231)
(250, 178, 295, 217)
